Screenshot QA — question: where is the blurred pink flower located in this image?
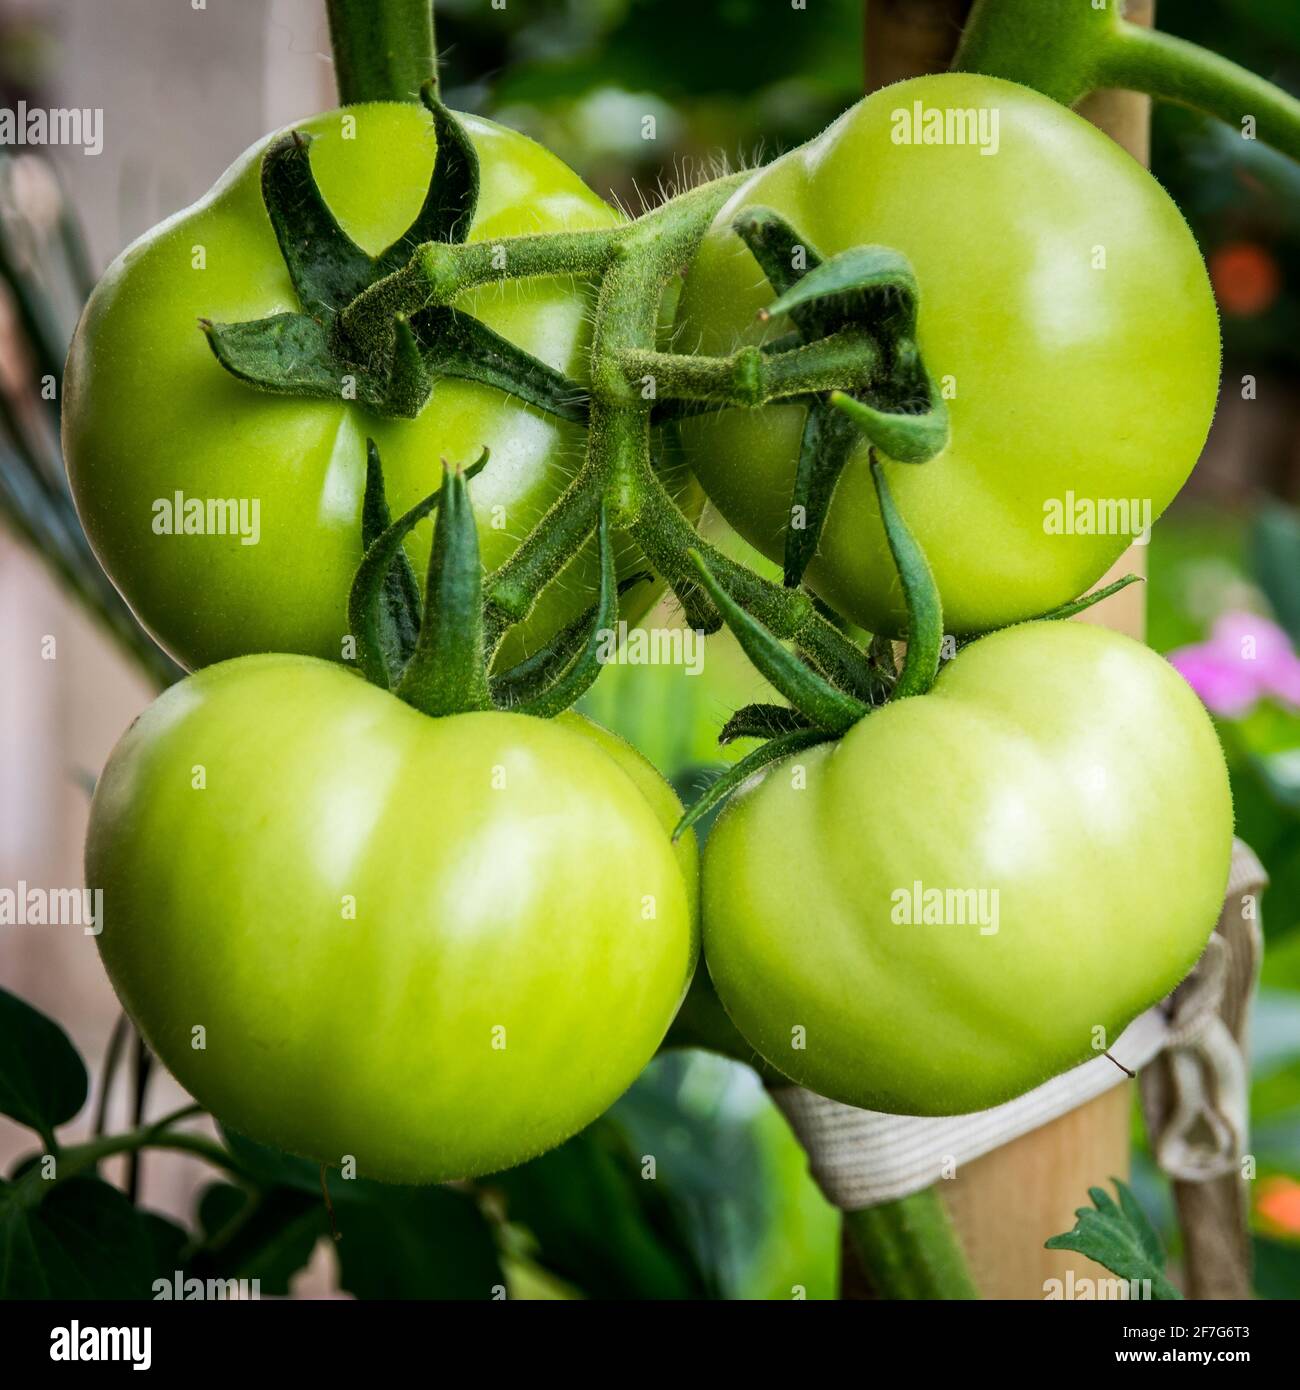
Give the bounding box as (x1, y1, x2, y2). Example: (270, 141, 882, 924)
(1169, 611, 1300, 718)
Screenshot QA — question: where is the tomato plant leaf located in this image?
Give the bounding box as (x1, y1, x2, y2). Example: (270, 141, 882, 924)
(1252, 501, 1300, 648)
(334, 1185, 503, 1300)
(489, 1116, 716, 1300)
(1045, 1178, 1183, 1300)
(0, 1176, 183, 1299)
(0, 986, 88, 1144)
(188, 1182, 326, 1296)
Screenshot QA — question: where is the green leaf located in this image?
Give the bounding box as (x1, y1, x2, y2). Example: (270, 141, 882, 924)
(0, 985, 88, 1144)
(490, 1117, 716, 1300)
(0, 1176, 184, 1299)
(1252, 501, 1300, 647)
(1045, 1178, 1183, 1300)
(188, 1182, 326, 1296)
(335, 1186, 503, 1300)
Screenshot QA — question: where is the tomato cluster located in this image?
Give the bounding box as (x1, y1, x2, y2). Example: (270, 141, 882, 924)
(69, 74, 1232, 1183)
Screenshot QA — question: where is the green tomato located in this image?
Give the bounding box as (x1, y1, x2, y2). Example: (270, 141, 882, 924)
(86, 655, 699, 1183)
(64, 103, 695, 671)
(701, 622, 1232, 1114)
(675, 73, 1220, 634)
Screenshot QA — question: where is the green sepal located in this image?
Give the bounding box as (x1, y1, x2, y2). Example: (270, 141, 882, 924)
(374, 85, 481, 274)
(201, 313, 353, 400)
(491, 570, 651, 710)
(731, 206, 825, 330)
(1022, 574, 1142, 626)
(395, 462, 494, 717)
(674, 727, 833, 842)
(412, 307, 588, 423)
(688, 549, 868, 735)
(359, 439, 422, 675)
(386, 316, 435, 419)
(508, 506, 617, 718)
(718, 703, 812, 745)
(766, 244, 918, 326)
(348, 446, 489, 689)
(784, 396, 859, 588)
(831, 384, 949, 465)
(259, 132, 374, 317)
(871, 458, 943, 698)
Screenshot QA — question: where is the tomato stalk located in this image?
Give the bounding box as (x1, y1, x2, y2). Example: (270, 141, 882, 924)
(843, 1190, 980, 1300)
(954, 0, 1300, 160)
(326, 0, 438, 106)
(6, 1104, 239, 1211)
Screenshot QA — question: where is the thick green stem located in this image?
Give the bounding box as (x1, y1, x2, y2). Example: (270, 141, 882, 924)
(629, 454, 881, 700)
(11, 1104, 238, 1209)
(326, 0, 437, 105)
(955, 0, 1300, 165)
(620, 330, 879, 409)
(844, 1190, 980, 1300)
(1098, 24, 1300, 161)
(341, 227, 625, 344)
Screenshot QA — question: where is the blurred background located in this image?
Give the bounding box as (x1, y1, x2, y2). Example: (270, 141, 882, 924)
(0, 0, 1298, 1298)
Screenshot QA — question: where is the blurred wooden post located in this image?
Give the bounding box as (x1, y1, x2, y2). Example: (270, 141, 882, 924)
(859, 0, 1154, 1300)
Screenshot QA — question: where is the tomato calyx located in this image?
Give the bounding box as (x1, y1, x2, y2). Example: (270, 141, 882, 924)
(201, 86, 588, 423)
(725, 207, 950, 589)
(673, 458, 1143, 840)
(347, 439, 628, 720)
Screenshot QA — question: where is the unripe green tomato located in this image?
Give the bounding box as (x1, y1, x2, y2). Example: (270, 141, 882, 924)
(675, 73, 1220, 635)
(701, 623, 1232, 1114)
(63, 103, 697, 671)
(87, 656, 699, 1182)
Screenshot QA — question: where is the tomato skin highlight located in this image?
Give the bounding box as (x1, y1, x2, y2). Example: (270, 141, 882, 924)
(63, 102, 695, 672)
(675, 73, 1221, 635)
(86, 656, 699, 1183)
(700, 622, 1233, 1115)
